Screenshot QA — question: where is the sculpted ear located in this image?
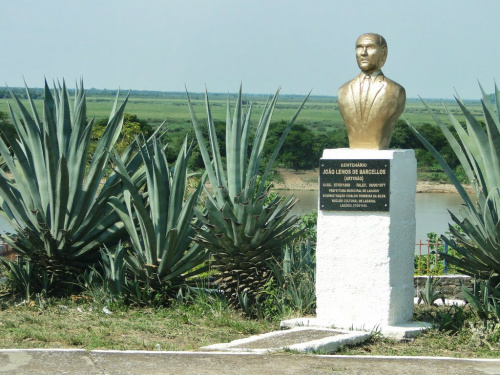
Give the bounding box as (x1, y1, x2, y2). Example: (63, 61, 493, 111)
(379, 46, 388, 67)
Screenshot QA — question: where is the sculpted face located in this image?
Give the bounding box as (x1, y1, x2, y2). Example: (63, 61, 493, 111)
(355, 34, 387, 74)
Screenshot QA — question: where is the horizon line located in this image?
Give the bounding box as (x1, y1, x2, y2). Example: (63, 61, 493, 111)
(0, 86, 482, 102)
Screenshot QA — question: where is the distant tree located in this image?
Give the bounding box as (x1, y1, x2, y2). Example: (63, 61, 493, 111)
(312, 128, 348, 158)
(390, 120, 416, 149)
(281, 124, 316, 170)
(264, 121, 316, 170)
(390, 120, 460, 174)
(0, 110, 17, 146)
(91, 113, 153, 155)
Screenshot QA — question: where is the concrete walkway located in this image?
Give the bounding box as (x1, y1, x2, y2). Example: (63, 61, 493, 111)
(1, 349, 500, 375)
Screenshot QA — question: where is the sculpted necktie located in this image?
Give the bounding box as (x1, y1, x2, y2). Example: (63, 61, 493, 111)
(360, 75, 371, 119)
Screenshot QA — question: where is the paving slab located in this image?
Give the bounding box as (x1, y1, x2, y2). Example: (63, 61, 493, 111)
(1, 350, 500, 375)
(280, 317, 431, 340)
(91, 351, 500, 375)
(0, 349, 97, 375)
(202, 327, 371, 353)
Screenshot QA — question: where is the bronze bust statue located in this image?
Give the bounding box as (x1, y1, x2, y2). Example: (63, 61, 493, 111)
(338, 33, 406, 149)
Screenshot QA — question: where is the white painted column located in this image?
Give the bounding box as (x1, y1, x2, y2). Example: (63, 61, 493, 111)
(315, 149, 416, 330)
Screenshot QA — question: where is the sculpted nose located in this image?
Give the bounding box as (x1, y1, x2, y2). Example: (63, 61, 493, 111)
(360, 47, 368, 56)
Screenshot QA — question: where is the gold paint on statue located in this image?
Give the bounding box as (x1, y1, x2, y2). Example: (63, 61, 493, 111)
(338, 33, 406, 149)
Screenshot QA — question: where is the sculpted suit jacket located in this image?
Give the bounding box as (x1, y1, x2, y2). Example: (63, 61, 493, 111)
(338, 72, 406, 149)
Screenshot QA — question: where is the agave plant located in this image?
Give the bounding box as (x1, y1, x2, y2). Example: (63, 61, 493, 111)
(407, 83, 500, 281)
(186, 86, 309, 308)
(417, 275, 445, 306)
(0, 80, 145, 287)
(264, 244, 316, 317)
(108, 135, 207, 294)
(461, 277, 500, 323)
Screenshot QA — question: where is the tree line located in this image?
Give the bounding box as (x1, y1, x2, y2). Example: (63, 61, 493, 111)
(0, 110, 464, 182)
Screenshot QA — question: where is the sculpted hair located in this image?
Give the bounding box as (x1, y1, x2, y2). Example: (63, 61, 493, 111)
(376, 34, 387, 49)
(359, 33, 387, 50)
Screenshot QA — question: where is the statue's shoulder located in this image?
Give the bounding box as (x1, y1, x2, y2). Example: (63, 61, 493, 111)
(382, 76, 405, 94)
(338, 76, 358, 97)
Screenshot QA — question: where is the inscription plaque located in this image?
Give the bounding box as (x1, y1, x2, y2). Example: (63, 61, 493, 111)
(319, 159, 390, 211)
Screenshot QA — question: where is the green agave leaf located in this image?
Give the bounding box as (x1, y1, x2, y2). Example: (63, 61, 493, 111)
(153, 140, 171, 255)
(227, 86, 243, 198)
(421, 99, 476, 187)
(44, 122, 60, 232)
(186, 90, 222, 202)
(246, 91, 280, 193)
(456, 99, 490, 183)
(6, 100, 28, 142)
(201, 193, 233, 234)
(158, 229, 179, 275)
(239, 105, 252, 189)
(484, 188, 500, 243)
(495, 83, 500, 124)
(481, 99, 500, 190)
(64, 119, 93, 227)
(174, 245, 208, 274)
(0, 132, 34, 211)
(109, 196, 144, 256)
(22, 79, 41, 128)
(69, 99, 128, 235)
(57, 81, 72, 157)
(136, 138, 165, 255)
(0, 173, 32, 228)
(257, 90, 311, 196)
(0, 197, 24, 233)
(168, 137, 189, 230)
(109, 135, 205, 290)
(205, 89, 227, 189)
(174, 177, 203, 240)
(5, 97, 45, 212)
(406, 120, 473, 208)
(53, 156, 69, 237)
(478, 82, 499, 130)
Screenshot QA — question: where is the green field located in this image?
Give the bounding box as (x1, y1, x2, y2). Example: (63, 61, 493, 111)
(0, 88, 484, 177)
(0, 89, 483, 131)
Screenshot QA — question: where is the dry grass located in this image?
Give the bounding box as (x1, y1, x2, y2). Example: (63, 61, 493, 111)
(0, 297, 277, 351)
(337, 305, 500, 358)
(2, 295, 500, 358)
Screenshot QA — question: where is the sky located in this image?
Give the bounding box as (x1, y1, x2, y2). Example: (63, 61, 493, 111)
(0, 0, 498, 99)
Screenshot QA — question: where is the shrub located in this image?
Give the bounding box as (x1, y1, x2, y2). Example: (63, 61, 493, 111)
(407, 84, 500, 282)
(0, 80, 145, 294)
(187, 86, 309, 309)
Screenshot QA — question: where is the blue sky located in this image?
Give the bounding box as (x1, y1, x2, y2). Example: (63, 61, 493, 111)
(0, 0, 498, 99)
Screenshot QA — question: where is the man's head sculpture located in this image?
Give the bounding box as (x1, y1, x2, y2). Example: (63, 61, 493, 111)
(338, 33, 405, 150)
(356, 33, 387, 74)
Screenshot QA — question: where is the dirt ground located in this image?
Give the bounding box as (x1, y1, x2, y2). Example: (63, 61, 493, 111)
(272, 168, 467, 193)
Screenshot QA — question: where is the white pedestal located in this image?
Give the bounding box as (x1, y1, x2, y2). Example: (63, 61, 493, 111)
(316, 149, 416, 331)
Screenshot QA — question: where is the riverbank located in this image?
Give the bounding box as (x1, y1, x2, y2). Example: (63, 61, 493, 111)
(272, 168, 470, 194)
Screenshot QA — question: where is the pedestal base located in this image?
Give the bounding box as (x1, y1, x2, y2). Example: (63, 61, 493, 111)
(280, 318, 430, 340)
(316, 149, 416, 330)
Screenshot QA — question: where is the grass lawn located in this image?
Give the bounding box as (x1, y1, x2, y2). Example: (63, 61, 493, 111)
(0, 296, 276, 351)
(1, 297, 499, 357)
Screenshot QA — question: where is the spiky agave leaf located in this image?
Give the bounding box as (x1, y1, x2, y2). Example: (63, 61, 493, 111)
(187, 85, 309, 308)
(407, 83, 500, 281)
(0, 80, 144, 286)
(108, 135, 208, 292)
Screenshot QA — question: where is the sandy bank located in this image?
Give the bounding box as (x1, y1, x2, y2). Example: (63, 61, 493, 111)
(272, 168, 471, 194)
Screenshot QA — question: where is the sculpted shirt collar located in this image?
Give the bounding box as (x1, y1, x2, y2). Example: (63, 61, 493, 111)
(360, 70, 383, 82)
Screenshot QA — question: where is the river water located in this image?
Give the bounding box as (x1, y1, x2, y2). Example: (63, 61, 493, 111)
(0, 191, 463, 243)
(276, 189, 464, 242)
